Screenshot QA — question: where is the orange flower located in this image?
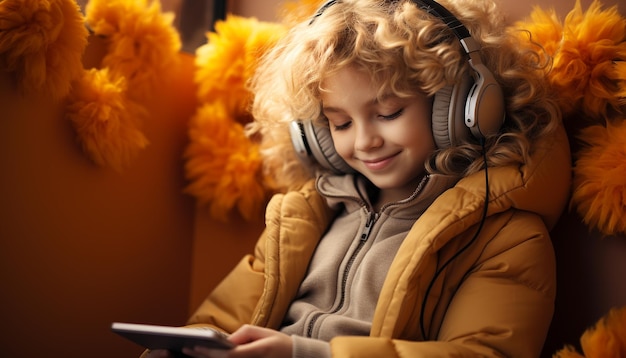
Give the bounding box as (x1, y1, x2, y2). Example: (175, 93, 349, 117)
(85, 0, 181, 100)
(571, 120, 626, 236)
(542, 1, 625, 119)
(513, 1, 626, 119)
(554, 1, 626, 118)
(184, 102, 266, 221)
(515, 2, 626, 238)
(555, 306, 626, 357)
(186, 15, 286, 221)
(0, 0, 87, 99)
(66, 68, 149, 171)
(513, 6, 563, 57)
(195, 15, 286, 125)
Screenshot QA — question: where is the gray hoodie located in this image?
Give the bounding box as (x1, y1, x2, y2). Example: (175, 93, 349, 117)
(281, 173, 459, 357)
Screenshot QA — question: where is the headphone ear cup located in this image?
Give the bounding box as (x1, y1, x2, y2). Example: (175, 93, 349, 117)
(290, 120, 355, 174)
(289, 120, 315, 166)
(432, 75, 473, 149)
(303, 121, 355, 174)
(464, 62, 505, 139)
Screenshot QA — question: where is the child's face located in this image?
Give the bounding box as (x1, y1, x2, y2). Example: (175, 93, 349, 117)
(321, 66, 435, 200)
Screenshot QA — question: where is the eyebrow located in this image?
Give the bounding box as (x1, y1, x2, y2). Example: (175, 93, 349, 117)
(320, 105, 346, 114)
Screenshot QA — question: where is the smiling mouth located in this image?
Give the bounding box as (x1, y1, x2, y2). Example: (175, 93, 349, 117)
(361, 153, 399, 171)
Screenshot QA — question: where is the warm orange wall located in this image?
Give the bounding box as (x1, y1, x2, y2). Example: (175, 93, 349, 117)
(229, 0, 283, 21)
(188, 209, 264, 313)
(1, 1, 623, 358)
(0, 38, 198, 357)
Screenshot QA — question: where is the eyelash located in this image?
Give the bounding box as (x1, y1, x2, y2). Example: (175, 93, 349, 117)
(333, 122, 351, 131)
(380, 109, 404, 120)
(331, 108, 404, 131)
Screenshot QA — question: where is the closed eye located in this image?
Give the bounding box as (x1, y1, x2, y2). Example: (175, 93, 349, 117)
(332, 109, 403, 131)
(333, 121, 352, 131)
(379, 109, 404, 120)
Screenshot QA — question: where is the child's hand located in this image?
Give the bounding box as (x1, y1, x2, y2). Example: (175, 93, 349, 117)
(182, 325, 293, 358)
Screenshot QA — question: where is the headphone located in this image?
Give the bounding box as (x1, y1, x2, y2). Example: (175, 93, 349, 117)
(289, 0, 505, 174)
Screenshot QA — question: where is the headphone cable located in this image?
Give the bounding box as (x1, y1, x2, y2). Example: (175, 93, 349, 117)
(419, 137, 490, 339)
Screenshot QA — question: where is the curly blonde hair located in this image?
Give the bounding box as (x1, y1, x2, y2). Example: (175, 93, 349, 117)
(248, 0, 560, 192)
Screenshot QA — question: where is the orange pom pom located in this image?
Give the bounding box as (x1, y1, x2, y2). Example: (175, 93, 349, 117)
(0, 0, 88, 99)
(66, 68, 149, 171)
(195, 15, 286, 124)
(555, 306, 626, 357)
(184, 102, 266, 221)
(561, 1, 624, 118)
(514, 1, 626, 120)
(553, 346, 586, 358)
(554, 1, 626, 119)
(580, 306, 626, 357)
(571, 120, 626, 236)
(513, 6, 563, 57)
(185, 15, 285, 221)
(85, 0, 181, 100)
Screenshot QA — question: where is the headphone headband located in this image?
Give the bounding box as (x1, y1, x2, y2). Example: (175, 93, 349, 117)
(412, 0, 471, 40)
(310, 0, 338, 24)
(291, 0, 505, 173)
(313, 0, 472, 40)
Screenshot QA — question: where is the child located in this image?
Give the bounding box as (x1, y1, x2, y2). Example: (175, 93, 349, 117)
(147, 0, 571, 357)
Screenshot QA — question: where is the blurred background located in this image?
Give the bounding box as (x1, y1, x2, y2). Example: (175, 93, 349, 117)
(0, 0, 623, 357)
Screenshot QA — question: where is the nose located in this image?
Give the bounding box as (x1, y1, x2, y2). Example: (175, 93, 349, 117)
(354, 121, 383, 151)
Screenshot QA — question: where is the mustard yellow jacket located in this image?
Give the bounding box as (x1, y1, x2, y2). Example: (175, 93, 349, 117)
(187, 126, 571, 357)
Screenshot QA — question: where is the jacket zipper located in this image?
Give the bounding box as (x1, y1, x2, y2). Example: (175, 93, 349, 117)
(306, 210, 378, 337)
(304, 175, 430, 337)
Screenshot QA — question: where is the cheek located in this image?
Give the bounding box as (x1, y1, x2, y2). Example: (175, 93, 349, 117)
(407, 112, 435, 147)
(389, 120, 434, 148)
(330, 131, 354, 159)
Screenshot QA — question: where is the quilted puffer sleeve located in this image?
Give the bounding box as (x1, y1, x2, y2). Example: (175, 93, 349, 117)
(329, 211, 556, 357)
(184, 180, 330, 332)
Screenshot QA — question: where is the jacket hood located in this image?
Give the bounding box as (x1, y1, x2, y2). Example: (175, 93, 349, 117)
(443, 124, 571, 233)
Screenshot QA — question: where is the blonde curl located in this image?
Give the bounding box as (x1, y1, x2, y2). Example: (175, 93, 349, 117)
(248, 0, 560, 191)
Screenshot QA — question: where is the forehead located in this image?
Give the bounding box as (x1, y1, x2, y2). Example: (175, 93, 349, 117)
(320, 66, 377, 99)
(320, 65, 417, 107)
(320, 65, 387, 95)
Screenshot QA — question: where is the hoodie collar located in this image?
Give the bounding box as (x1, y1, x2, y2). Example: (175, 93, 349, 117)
(316, 173, 460, 219)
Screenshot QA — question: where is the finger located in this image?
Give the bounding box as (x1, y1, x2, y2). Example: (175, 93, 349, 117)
(229, 325, 274, 344)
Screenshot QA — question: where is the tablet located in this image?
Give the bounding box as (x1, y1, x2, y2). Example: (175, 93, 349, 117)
(111, 322, 235, 351)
